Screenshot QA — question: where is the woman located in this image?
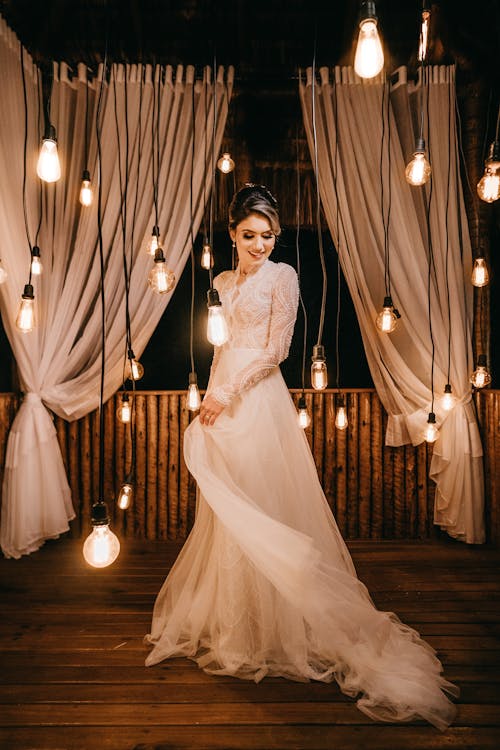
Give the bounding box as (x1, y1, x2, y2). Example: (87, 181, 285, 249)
(145, 184, 458, 729)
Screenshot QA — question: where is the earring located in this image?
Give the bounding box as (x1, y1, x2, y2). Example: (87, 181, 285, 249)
(232, 240, 236, 250)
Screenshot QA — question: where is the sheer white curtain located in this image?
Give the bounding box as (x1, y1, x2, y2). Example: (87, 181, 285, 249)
(299, 65, 484, 544)
(0, 16, 233, 558)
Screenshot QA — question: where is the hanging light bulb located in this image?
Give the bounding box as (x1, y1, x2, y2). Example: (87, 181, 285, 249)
(297, 395, 311, 429)
(0, 259, 8, 284)
(441, 383, 457, 412)
(148, 247, 176, 295)
(30, 246, 43, 276)
(143, 225, 161, 256)
(424, 412, 439, 443)
(217, 152, 235, 174)
(376, 295, 399, 333)
(83, 502, 120, 568)
(201, 243, 214, 270)
(117, 392, 132, 423)
(405, 138, 432, 186)
(186, 372, 202, 411)
(471, 257, 489, 287)
(79, 169, 93, 206)
(126, 349, 144, 381)
(311, 345, 328, 390)
(335, 399, 349, 430)
(418, 7, 431, 62)
(117, 481, 134, 510)
(354, 1, 384, 79)
(207, 288, 229, 346)
(37, 125, 61, 183)
(470, 355, 492, 389)
(15, 284, 35, 333)
(477, 141, 500, 203)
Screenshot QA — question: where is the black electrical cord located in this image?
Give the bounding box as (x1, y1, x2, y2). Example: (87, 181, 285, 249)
(311, 40, 328, 347)
(424, 62, 436, 414)
(333, 79, 342, 393)
(295, 126, 308, 395)
(189, 77, 197, 375)
(34, 68, 43, 247)
(444, 78, 453, 386)
(95, 42, 108, 506)
(20, 43, 33, 285)
(209, 52, 217, 288)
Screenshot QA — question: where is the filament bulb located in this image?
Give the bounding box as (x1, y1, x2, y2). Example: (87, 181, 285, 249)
(186, 372, 202, 411)
(82, 503, 120, 568)
(470, 355, 491, 389)
(335, 403, 348, 431)
(16, 284, 36, 333)
(477, 141, 500, 203)
(117, 483, 133, 510)
(297, 395, 311, 429)
(441, 384, 456, 412)
(30, 246, 43, 276)
(143, 225, 161, 256)
(418, 8, 431, 62)
(80, 170, 93, 206)
(354, 3, 384, 79)
(376, 296, 398, 333)
(126, 350, 144, 381)
(37, 126, 61, 182)
(471, 258, 489, 287)
(424, 412, 439, 443)
(201, 243, 214, 270)
(148, 248, 176, 294)
(217, 152, 235, 174)
(117, 393, 132, 423)
(405, 139, 431, 186)
(207, 288, 229, 346)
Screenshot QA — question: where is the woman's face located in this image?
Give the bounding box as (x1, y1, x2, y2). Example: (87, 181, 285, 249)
(230, 213, 275, 273)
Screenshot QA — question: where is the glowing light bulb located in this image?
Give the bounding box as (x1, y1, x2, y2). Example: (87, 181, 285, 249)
(0, 260, 8, 284)
(311, 345, 328, 390)
(143, 225, 161, 256)
(201, 243, 214, 270)
(471, 257, 489, 287)
(405, 139, 431, 186)
(126, 350, 144, 381)
(217, 152, 235, 174)
(354, 2, 384, 79)
(186, 372, 202, 411)
(424, 412, 439, 443)
(16, 284, 35, 333)
(441, 384, 457, 412)
(418, 8, 431, 62)
(477, 141, 500, 203)
(117, 393, 132, 423)
(297, 395, 311, 429)
(117, 483, 133, 510)
(83, 503, 120, 568)
(148, 248, 176, 294)
(37, 126, 61, 182)
(470, 355, 491, 389)
(376, 296, 398, 333)
(30, 246, 43, 276)
(79, 169, 93, 206)
(207, 288, 229, 346)
(335, 404, 348, 430)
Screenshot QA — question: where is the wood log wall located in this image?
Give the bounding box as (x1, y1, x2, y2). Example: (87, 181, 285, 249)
(0, 390, 499, 545)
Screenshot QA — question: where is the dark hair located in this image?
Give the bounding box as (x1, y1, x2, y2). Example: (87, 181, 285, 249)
(228, 183, 281, 236)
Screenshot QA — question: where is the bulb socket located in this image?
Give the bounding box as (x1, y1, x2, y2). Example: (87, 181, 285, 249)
(22, 283, 34, 300)
(298, 394, 307, 410)
(207, 288, 221, 307)
(128, 348, 135, 360)
(444, 383, 452, 394)
(91, 501, 109, 526)
(153, 247, 166, 263)
(414, 137, 426, 154)
(383, 295, 393, 308)
(82, 169, 91, 181)
(121, 392, 130, 403)
(43, 123, 57, 142)
(152, 224, 160, 237)
(477, 354, 487, 367)
(427, 411, 436, 424)
(32, 246, 41, 259)
(359, 0, 378, 23)
(312, 344, 326, 362)
(336, 393, 346, 407)
(188, 372, 198, 386)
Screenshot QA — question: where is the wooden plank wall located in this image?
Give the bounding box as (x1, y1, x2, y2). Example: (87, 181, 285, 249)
(0, 390, 499, 544)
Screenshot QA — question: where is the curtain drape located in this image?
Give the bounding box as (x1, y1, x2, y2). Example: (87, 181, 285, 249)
(299, 65, 484, 544)
(0, 16, 233, 558)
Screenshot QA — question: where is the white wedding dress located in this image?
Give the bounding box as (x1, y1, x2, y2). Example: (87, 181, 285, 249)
(145, 259, 458, 730)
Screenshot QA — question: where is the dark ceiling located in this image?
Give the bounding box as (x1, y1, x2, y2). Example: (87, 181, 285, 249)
(0, 0, 498, 88)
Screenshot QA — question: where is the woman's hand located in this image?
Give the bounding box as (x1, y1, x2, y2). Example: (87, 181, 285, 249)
(199, 394, 225, 426)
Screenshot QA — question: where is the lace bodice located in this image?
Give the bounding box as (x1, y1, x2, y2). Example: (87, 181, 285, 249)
(207, 260, 299, 406)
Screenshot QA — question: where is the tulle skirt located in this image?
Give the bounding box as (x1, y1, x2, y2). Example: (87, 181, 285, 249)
(145, 348, 458, 730)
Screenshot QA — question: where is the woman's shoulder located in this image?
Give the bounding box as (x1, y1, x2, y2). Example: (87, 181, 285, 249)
(268, 261, 298, 286)
(213, 269, 235, 290)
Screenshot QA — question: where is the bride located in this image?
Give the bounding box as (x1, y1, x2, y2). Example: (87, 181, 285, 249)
(145, 183, 458, 730)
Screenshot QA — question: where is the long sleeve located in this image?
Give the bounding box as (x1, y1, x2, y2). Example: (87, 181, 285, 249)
(210, 264, 299, 406)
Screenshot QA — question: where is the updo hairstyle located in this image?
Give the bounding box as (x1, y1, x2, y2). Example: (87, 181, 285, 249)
(228, 184, 281, 237)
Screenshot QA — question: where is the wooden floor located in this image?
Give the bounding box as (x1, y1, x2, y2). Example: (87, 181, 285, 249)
(1, 537, 500, 750)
